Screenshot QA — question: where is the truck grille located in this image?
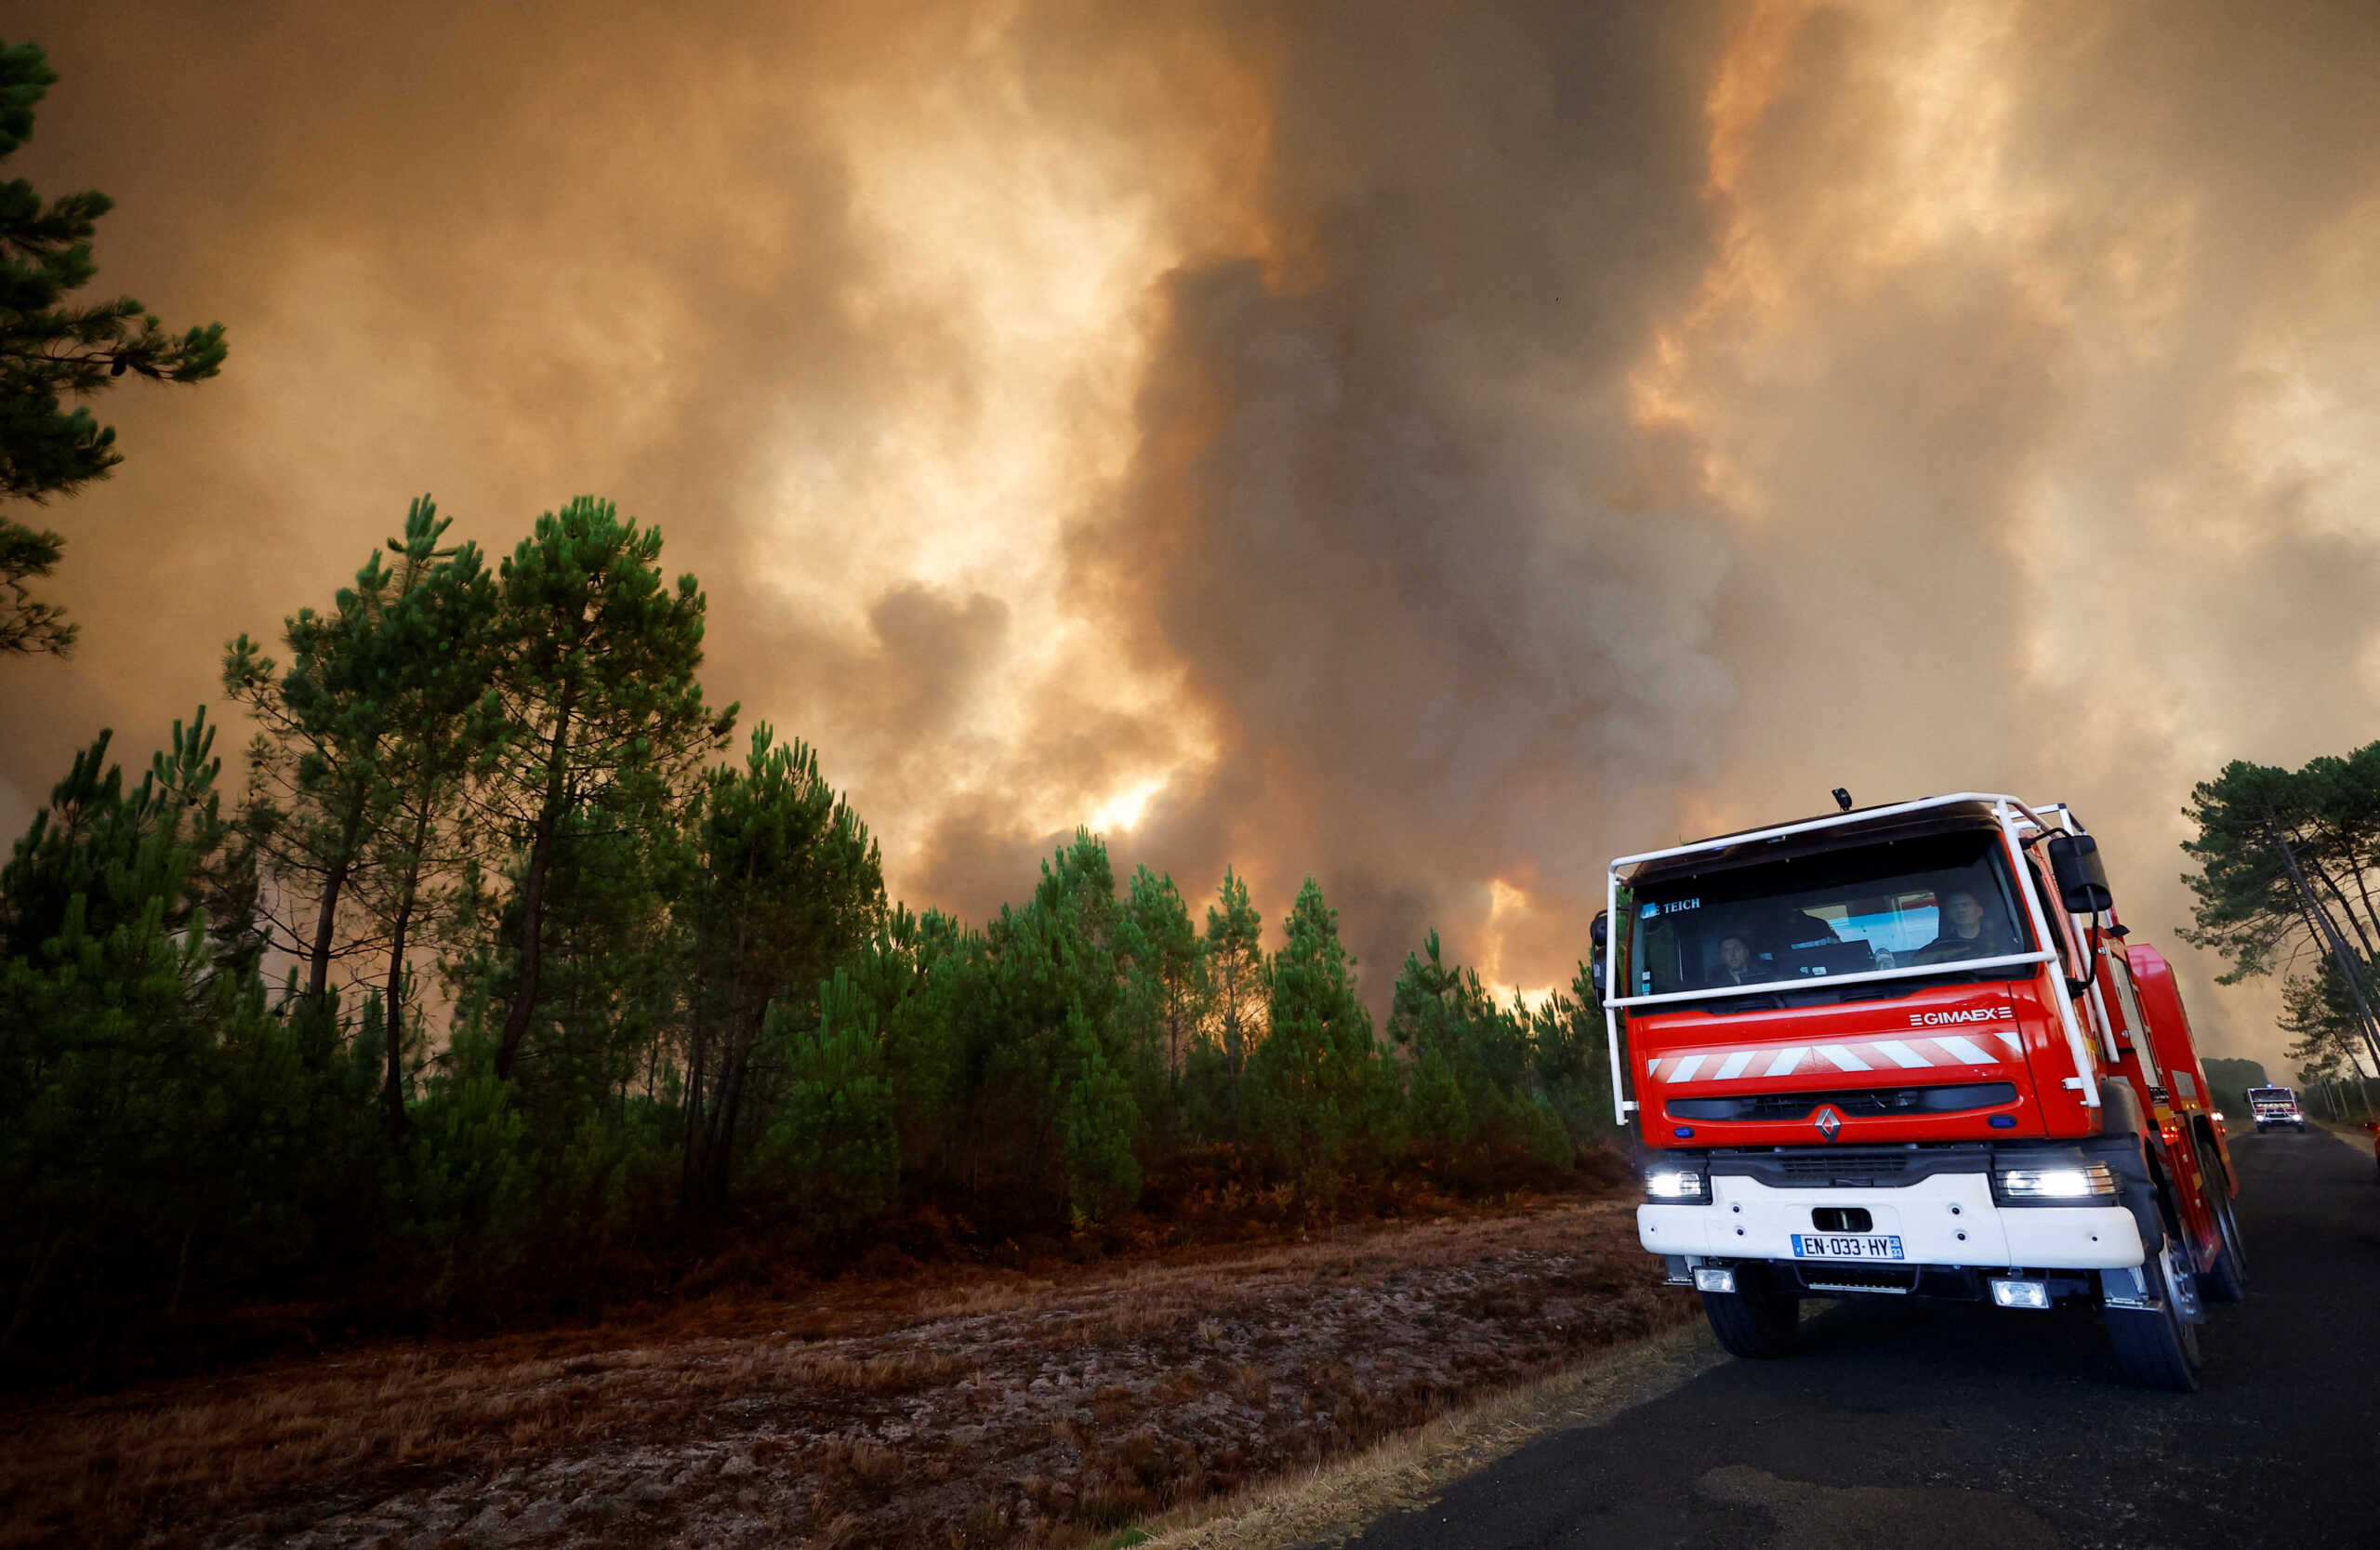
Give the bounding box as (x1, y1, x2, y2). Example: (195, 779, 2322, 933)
(1671, 1082, 2016, 1123)
(1710, 1145, 1990, 1190)
(1778, 1152, 1912, 1186)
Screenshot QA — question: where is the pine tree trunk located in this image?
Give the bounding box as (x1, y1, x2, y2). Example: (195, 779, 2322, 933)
(305, 784, 373, 1001)
(679, 1017, 709, 1215)
(2349, 863, 2380, 960)
(495, 684, 575, 1080)
(2277, 826, 2380, 1075)
(707, 1039, 749, 1207)
(2306, 815, 2380, 950)
(2, 1231, 62, 1353)
(696, 891, 759, 1212)
(2306, 849, 2380, 960)
(382, 801, 432, 1140)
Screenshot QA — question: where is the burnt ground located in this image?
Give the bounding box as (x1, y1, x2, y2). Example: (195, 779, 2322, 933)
(2, 1197, 1696, 1549)
(1329, 1128, 2380, 1550)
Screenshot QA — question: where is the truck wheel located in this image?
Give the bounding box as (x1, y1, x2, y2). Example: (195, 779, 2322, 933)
(2105, 1242, 2202, 1393)
(1701, 1265, 1799, 1359)
(2195, 1141, 2248, 1304)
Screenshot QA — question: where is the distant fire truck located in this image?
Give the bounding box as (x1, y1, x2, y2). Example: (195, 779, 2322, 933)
(1593, 793, 2244, 1391)
(2244, 1086, 2306, 1133)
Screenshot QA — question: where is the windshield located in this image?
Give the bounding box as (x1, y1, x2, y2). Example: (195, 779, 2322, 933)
(1626, 828, 2035, 999)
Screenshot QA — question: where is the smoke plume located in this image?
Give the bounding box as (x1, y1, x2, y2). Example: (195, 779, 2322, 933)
(6, 0, 2378, 1068)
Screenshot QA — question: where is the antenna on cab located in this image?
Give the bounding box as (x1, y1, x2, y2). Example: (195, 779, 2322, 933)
(1831, 788, 1853, 812)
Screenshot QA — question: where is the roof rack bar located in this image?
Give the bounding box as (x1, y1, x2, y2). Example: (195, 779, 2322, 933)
(1609, 791, 2038, 872)
(1604, 950, 2056, 1009)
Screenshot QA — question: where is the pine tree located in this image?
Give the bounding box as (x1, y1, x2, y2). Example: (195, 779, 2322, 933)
(2182, 750, 2380, 1075)
(1056, 1008, 1142, 1222)
(1200, 867, 1266, 1125)
(1249, 878, 1385, 1195)
(1121, 865, 1206, 1080)
(1527, 963, 1613, 1146)
(0, 712, 319, 1356)
(941, 833, 1138, 1227)
(753, 968, 898, 1239)
(681, 725, 882, 1212)
(0, 41, 226, 655)
(225, 497, 502, 1122)
(1386, 930, 1530, 1152)
(483, 497, 734, 1081)
(2279, 964, 2377, 1114)
(224, 537, 403, 1010)
(350, 499, 504, 1138)
(1387, 931, 1477, 1149)
(847, 905, 974, 1196)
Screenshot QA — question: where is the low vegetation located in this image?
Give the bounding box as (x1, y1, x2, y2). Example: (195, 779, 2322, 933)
(0, 1194, 1691, 1549)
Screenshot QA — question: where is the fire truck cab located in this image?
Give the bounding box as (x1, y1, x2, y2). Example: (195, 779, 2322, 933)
(2244, 1086, 2307, 1133)
(1596, 793, 2244, 1391)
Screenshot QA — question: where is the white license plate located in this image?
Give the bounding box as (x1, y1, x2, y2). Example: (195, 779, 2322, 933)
(1791, 1233, 1905, 1261)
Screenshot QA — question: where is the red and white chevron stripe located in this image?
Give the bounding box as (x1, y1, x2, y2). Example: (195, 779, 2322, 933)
(1645, 1028, 2023, 1083)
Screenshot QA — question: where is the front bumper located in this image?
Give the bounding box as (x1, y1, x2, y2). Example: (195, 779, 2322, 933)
(1638, 1168, 2145, 1272)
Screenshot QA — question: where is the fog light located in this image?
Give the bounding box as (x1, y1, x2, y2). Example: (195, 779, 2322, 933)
(1693, 1266, 1738, 1294)
(1993, 1162, 2118, 1201)
(1990, 1278, 2050, 1309)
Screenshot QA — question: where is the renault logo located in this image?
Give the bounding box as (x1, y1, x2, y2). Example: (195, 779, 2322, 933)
(1815, 1106, 1842, 1142)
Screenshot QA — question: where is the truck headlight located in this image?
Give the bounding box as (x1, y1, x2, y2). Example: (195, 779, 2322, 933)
(1992, 1162, 2117, 1202)
(1644, 1164, 1711, 1204)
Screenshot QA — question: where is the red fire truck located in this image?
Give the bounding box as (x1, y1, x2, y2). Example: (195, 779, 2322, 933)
(1593, 793, 2244, 1391)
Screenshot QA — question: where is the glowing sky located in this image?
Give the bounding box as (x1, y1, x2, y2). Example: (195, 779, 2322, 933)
(7, 1, 2378, 1073)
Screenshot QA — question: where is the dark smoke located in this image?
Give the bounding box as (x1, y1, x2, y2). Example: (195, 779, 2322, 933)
(7, 1, 2380, 1068)
(1035, 2, 1740, 992)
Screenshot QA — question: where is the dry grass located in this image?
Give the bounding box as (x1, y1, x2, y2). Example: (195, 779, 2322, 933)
(1, 1194, 1697, 1549)
(1135, 1320, 1726, 1550)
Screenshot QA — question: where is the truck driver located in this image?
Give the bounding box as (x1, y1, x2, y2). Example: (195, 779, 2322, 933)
(1912, 887, 2019, 964)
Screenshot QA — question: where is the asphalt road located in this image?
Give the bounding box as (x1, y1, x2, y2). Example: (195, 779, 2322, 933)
(1333, 1128, 2380, 1550)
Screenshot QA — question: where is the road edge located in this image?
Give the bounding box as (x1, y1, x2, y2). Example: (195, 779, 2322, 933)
(1135, 1312, 1722, 1550)
(2310, 1119, 2375, 1158)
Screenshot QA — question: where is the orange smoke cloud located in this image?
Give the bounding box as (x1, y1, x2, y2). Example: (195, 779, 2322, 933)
(6, 0, 2379, 1072)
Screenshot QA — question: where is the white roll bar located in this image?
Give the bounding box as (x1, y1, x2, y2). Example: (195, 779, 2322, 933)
(1601, 792, 2102, 1122)
(1605, 949, 2055, 1008)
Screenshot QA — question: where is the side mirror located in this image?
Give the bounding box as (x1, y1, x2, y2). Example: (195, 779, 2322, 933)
(1588, 910, 1610, 1000)
(1590, 909, 1609, 950)
(2046, 833, 2114, 914)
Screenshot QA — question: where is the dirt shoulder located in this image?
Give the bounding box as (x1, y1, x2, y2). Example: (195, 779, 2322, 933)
(1137, 1318, 1726, 1550)
(2310, 1118, 2378, 1156)
(4, 1196, 1696, 1549)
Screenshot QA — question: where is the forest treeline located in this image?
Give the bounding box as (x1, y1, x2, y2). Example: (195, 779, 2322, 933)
(0, 497, 1614, 1380)
(2181, 747, 2380, 1117)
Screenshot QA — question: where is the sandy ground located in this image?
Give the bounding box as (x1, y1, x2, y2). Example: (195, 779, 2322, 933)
(4, 1197, 1696, 1549)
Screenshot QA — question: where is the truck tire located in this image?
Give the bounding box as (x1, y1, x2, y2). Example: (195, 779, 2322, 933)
(2105, 1241, 2202, 1393)
(2194, 1140, 2248, 1304)
(1700, 1265, 1799, 1359)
